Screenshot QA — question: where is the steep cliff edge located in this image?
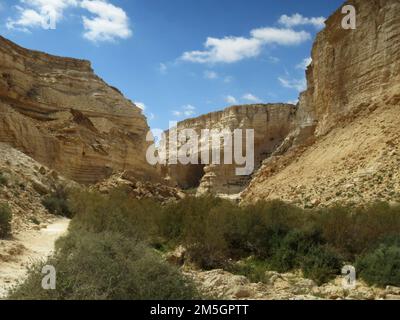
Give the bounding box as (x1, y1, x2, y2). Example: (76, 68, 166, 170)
(161, 104, 296, 194)
(0, 36, 157, 184)
(242, 0, 400, 206)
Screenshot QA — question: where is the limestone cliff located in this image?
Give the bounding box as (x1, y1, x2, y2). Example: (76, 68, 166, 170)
(242, 0, 400, 206)
(296, 0, 400, 136)
(0, 36, 157, 184)
(161, 104, 296, 194)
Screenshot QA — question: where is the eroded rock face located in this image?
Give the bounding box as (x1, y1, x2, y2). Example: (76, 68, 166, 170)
(242, 0, 400, 206)
(0, 36, 157, 184)
(298, 0, 400, 136)
(160, 104, 296, 194)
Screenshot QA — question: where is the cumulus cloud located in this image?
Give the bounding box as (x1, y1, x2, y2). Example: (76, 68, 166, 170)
(81, 0, 132, 42)
(6, 0, 78, 31)
(225, 95, 238, 104)
(278, 13, 325, 29)
(296, 57, 312, 70)
(242, 93, 261, 103)
(172, 105, 197, 117)
(278, 76, 307, 92)
(181, 27, 310, 64)
(251, 27, 310, 45)
(6, 0, 132, 43)
(182, 36, 263, 64)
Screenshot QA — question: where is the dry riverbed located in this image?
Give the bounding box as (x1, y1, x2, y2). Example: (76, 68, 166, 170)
(0, 217, 70, 298)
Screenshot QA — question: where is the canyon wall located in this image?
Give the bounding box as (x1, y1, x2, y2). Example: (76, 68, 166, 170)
(242, 0, 400, 206)
(161, 104, 296, 194)
(0, 36, 157, 184)
(297, 0, 400, 136)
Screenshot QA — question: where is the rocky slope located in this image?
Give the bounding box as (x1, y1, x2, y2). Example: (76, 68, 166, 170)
(0, 143, 73, 234)
(91, 171, 186, 203)
(161, 104, 296, 195)
(0, 36, 157, 185)
(242, 0, 400, 206)
(185, 268, 400, 300)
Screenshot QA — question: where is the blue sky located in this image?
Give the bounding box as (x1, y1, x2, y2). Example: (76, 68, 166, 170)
(0, 0, 343, 130)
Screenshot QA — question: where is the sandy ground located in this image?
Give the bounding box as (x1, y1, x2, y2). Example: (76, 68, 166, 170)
(0, 218, 70, 299)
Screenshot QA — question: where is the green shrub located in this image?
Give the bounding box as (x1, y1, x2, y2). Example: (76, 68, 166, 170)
(10, 230, 199, 300)
(0, 203, 12, 238)
(356, 238, 400, 287)
(301, 246, 342, 285)
(268, 229, 324, 273)
(317, 202, 400, 259)
(69, 189, 162, 242)
(228, 258, 271, 284)
(165, 196, 232, 269)
(42, 186, 72, 217)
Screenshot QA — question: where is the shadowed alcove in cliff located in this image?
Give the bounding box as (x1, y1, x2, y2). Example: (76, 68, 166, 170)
(166, 163, 206, 190)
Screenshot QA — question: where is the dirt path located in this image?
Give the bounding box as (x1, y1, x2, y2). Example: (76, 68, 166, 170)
(0, 218, 70, 298)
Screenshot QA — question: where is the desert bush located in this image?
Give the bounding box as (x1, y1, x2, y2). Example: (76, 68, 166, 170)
(42, 185, 72, 217)
(227, 258, 271, 284)
(161, 196, 232, 269)
(68, 189, 162, 242)
(268, 229, 324, 273)
(10, 230, 199, 300)
(356, 236, 400, 287)
(301, 246, 342, 285)
(317, 202, 400, 259)
(0, 203, 12, 238)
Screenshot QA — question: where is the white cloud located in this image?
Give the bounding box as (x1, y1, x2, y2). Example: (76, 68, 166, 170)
(242, 93, 261, 103)
(182, 36, 262, 64)
(296, 57, 312, 70)
(278, 13, 325, 29)
(134, 101, 146, 111)
(181, 27, 310, 64)
(172, 104, 197, 118)
(81, 0, 132, 42)
(278, 76, 307, 92)
(6, 0, 132, 43)
(225, 95, 238, 104)
(7, 0, 78, 31)
(204, 70, 218, 79)
(251, 27, 311, 45)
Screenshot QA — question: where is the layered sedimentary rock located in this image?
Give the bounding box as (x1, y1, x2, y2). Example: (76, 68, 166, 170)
(297, 0, 400, 136)
(161, 104, 296, 194)
(242, 0, 400, 206)
(0, 36, 157, 184)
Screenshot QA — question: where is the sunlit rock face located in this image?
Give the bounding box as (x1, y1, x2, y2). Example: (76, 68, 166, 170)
(242, 0, 400, 207)
(160, 104, 296, 195)
(0, 36, 158, 184)
(297, 0, 400, 136)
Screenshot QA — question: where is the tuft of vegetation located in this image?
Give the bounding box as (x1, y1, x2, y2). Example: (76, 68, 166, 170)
(301, 246, 342, 285)
(356, 236, 400, 287)
(227, 258, 271, 284)
(0, 203, 12, 238)
(10, 230, 199, 300)
(42, 185, 72, 218)
(11, 190, 400, 298)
